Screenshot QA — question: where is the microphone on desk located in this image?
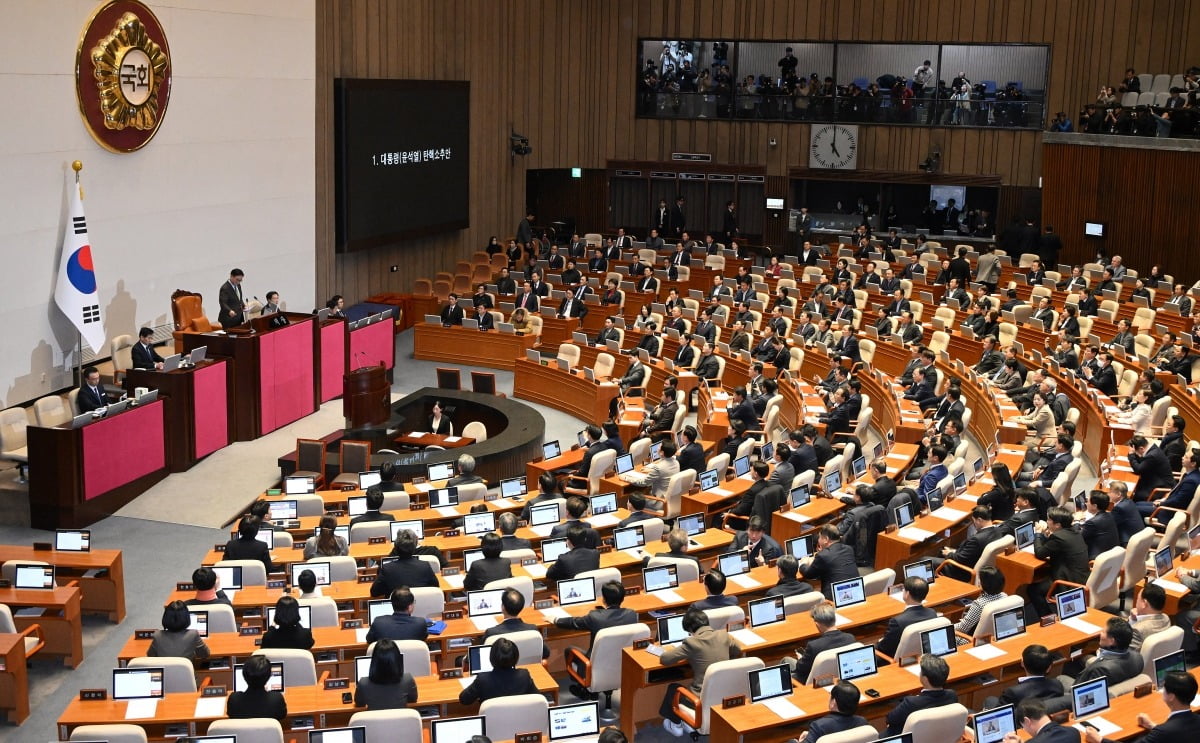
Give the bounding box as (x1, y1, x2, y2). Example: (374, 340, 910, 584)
(355, 350, 369, 370)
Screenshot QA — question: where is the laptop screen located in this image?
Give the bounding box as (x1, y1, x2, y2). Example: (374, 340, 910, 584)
(717, 550, 750, 577)
(347, 496, 368, 518)
(431, 716, 486, 743)
(429, 487, 460, 508)
(548, 701, 601, 742)
(390, 519, 425, 541)
(15, 564, 57, 590)
(467, 644, 495, 674)
(615, 454, 634, 474)
(733, 455, 751, 477)
(354, 655, 373, 681)
(467, 589, 505, 617)
(749, 664, 793, 703)
(1071, 677, 1110, 719)
(657, 613, 687, 644)
(677, 512, 705, 537)
(698, 469, 719, 491)
(188, 610, 209, 637)
(112, 667, 164, 700)
(894, 502, 915, 528)
(54, 529, 91, 551)
(785, 535, 816, 559)
(790, 485, 811, 509)
(463, 511, 496, 536)
(309, 728, 367, 743)
(643, 565, 679, 593)
(285, 475, 316, 495)
(953, 472, 967, 492)
(530, 502, 561, 527)
(993, 606, 1026, 641)
(290, 561, 332, 587)
(852, 456, 867, 478)
(836, 644, 877, 681)
(748, 596, 785, 628)
(613, 525, 645, 550)
(367, 599, 390, 625)
(190, 737, 237, 743)
(832, 577, 866, 609)
(824, 470, 842, 494)
(589, 492, 618, 515)
(1014, 521, 1036, 549)
(541, 538, 570, 563)
(558, 577, 596, 606)
(903, 559, 935, 584)
(358, 471, 382, 490)
(651, 441, 663, 461)
(211, 565, 242, 590)
(233, 661, 284, 693)
(268, 500, 299, 520)
(501, 476, 527, 498)
(577, 430, 589, 448)
(427, 462, 455, 482)
(268, 605, 312, 629)
(463, 549, 484, 571)
(542, 441, 562, 459)
(972, 458, 984, 478)
(334, 525, 349, 544)
(1055, 587, 1087, 620)
(1154, 546, 1173, 578)
(876, 735, 914, 743)
(973, 705, 1016, 743)
(920, 625, 957, 657)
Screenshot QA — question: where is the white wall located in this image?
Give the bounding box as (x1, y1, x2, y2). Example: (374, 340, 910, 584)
(0, 0, 315, 406)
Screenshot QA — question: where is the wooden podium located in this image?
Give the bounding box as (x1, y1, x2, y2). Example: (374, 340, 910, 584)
(344, 364, 389, 429)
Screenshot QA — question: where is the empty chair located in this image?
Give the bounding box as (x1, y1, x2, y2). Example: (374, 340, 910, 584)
(565, 623, 651, 722)
(291, 492, 326, 517)
(470, 371, 502, 396)
(497, 548, 536, 566)
(0, 559, 49, 585)
(0, 604, 44, 660)
(1138, 625, 1183, 673)
(862, 568, 896, 596)
(202, 604, 238, 634)
(647, 555, 700, 584)
(808, 642, 866, 685)
(462, 421, 487, 442)
(636, 517, 666, 543)
(456, 482, 487, 503)
(394, 639, 435, 677)
(206, 719, 284, 743)
(557, 343, 582, 369)
(331, 440, 372, 487)
(480, 694, 550, 739)
(409, 586, 445, 619)
(349, 520, 391, 544)
(69, 725, 149, 743)
(33, 395, 71, 427)
(574, 567, 623, 599)
(0, 407, 29, 480)
(702, 605, 745, 630)
(902, 703, 970, 743)
(818, 726, 880, 743)
(436, 367, 461, 389)
(292, 439, 326, 488)
(297, 597, 339, 628)
(349, 709, 423, 742)
(485, 575, 535, 605)
(252, 647, 320, 686)
(109, 334, 135, 384)
(128, 656, 197, 692)
(783, 592, 824, 616)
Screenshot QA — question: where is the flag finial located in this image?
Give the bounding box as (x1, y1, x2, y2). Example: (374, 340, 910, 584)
(71, 160, 82, 172)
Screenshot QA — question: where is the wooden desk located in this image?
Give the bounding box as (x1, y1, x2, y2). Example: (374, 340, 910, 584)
(0, 546, 125, 623)
(0, 632, 30, 723)
(0, 585, 82, 667)
(512, 357, 618, 425)
(537, 316, 581, 347)
(125, 359, 231, 472)
(394, 432, 475, 449)
(412, 322, 537, 370)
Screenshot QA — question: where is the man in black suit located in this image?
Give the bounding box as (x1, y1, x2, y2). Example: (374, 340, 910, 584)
(1080, 491, 1120, 559)
(1128, 434, 1177, 504)
(653, 199, 671, 235)
(370, 529, 439, 597)
(482, 588, 548, 659)
(463, 533, 512, 591)
(556, 292, 587, 320)
(497, 512, 533, 551)
(76, 365, 112, 413)
(730, 516, 783, 565)
(1029, 506, 1090, 617)
(877, 576, 938, 660)
(131, 327, 164, 370)
(549, 497, 600, 547)
(999, 645, 1065, 706)
(546, 525, 600, 582)
(1072, 616, 1144, 686)
(819, 387, 854, 441)
(727, 386, 759, 433)
(799, 525, 859, 600)
(790, 602, 853, 682)
(349, 489, 395, 527)
(1085, 671, 1200, 743)
(553, 580, 638, 652)
(472, 302, 494, 330)
(1083, 351, 1118, 396)
(787, 430, 820, 475)
(440, 293, 465, 326)
(690, 570, 739, 612)
(513, 281, 540, 313)
(724, 463, 780, 528)
(766, 554, 813, 600)
(223, 516, 275, 574)
(936, 505, 1001, 581)
(593, 316, 620, 347)
(618, 492, 657, 528)
(669, 196, 686, 238)
(365, 587, 429, 643)
(1012, 697, 1081, 743)
(218, 268, 247, 328)
(1020, 435, 1073, 489)
(804, 681, 870, 742)
(1108, 482, 1143, 546)
(884, 654, 958, 734)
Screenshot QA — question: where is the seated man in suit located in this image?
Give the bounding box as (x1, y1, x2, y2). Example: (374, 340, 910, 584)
(223, 515, 276, 575)
(1010, 697, 1079, 743)
(370, 529, 439, 596)
(557, 289, 588, 320)
(690, 569, 738, 612)
(618, 492, 657, 527)
(446, 453, 484, 487)
(1087, 671, 1200, 743)
(1079, 491, 1119, 558)
(675, 426, 705, 475)
(1065, 616, 1143, 687)
(935, 505, 1001, 581)
(77, 365, 112, 414)
(514, 280, 540, 312)
(1081, 351, 1118, 396)
(1029, 507, 1090, 618)
(722, 462, 782, 529)
(350, 489, 395, 527)
(791, 602, 854, 683)
(801, 681, 870, 743)
(186, 566, 233, 607)
(629, 439, 680, 502)
(463, 532, 512, 591)
(877, 576, 937, 660)
(440, 293, 465, 326)
(546, 524, 601, 582)
(766, 554, 814, 599)
(574, 425, 608, 479)
(999, 645, 1065, 706)
(799, 525, 860, 600)
(554, 580, 639, 696)
(471, 302, 494, 330)
(730, 515, 782, 566)
(1146, 450, 1200, 523)
(1127, 434, 1176, 506)
(884, 654, 958, 734)
(640, 383, 680, 440)
(131, 326, 164, 370)
(365, 587, 429, 643)
(694, 341, 721, 382)
(483, 588, 549, 659)
(497, 512, 533, 551)
(594, 316, 621, 347)
(549, 496, 600, 548)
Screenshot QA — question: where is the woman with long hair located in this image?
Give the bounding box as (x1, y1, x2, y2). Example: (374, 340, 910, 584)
(303, 514, 348, 559)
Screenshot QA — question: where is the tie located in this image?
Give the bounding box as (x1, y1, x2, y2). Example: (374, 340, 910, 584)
(520, 294, 528, 308)
(93, 386, 103, 403)
(564, 300, 572, 316)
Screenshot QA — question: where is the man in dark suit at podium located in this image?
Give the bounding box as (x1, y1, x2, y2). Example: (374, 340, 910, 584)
(77, 366, 111, 413)
(440, 293, 465, 326)
(219, 268, 247, 329)
(131, 327, 164, 370)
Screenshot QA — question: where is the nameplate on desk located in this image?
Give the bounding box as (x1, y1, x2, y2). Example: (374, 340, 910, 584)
(439, 668, 463, 680)
(239, 626, 262, 636)
(358, 575, 374, 584)
(442, 567, 461, 577)
(328, 510, 346, 517)
(80, 689, 107, 701)
(176, 582, 194, 591)
(202, 685, 227, 697)
(484, 493, 498, 502)
(368, 536, 387, 545)
(340, 485, 357, 492)
(534, 599, 554, 610)
(1039, 615, 1057, 627)
(598, 545, 613, 554)
(521, 557, 538, 566)
(290, 717, 315, 730)
(633, 638, 651, 650)
(410, 503, 427, 511)
(213, 544, 226, 552)
(266, 580, 286, 589)
(32, 541, 51, 551)
(134, 629, 156, 640)
(324, 677, 350, 690)
(516, 733, 543, 743)
(443, 609, 465, 620)
(292, 543, 306, 550)
(517, 520, 529, 527)
(341, 618, 363, 629)
(722, 695, 746, 709)
(447, 637, 472, 649)
(883, 524, 897, 534)
(624, 586, 642, 596)
(442, 529, 461, 537)
(1134, 682, 1153, 697)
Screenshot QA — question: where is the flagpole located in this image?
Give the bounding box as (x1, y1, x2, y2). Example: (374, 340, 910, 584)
(71, 160, 83, 387)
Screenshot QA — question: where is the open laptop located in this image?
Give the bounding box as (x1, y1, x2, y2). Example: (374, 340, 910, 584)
(543, 440, 563, 459)
(589, 492, 618, 516)
(188, 610, 209, 637)
(233, 661, 284, 692)
(541, 538, 570, 563)
(789, 484, 811, 509)
(656, 613, 687, 647)
(615, 453, 636, 477)
(831, 577, 867, 610)
(677, 512, 706, 538)
(268, 499, 298, 521)
(284, 475, 316, 495)
(643, 564, 679, 593)
(267, 604, 312, 629)
(463, 549, 484, 572)
(919, 625, 957, 657)
(894, 501, 916, 529)
(389, 519, 424, 541)
(500, 476, 527, 499)
(851, 456, 867, 479)
(558, 577, 596, 607)
(289, 561, 332, 587)
(785, 534, 816, 559)
(112, 667, 164, 700)
(346, 496, 368, 518)
(824, 470, 843, 496)
(367, 599, 391, 625)
(1055, 586, 1087, 621)
(698, 469, 720, 491)
(1070, 676, 1111, 725)
(358, 470, 381, 490)
(902, 559, 935, 584)
(211, 564, 242, 591)
(548, 701, 601, 743)
(993, 606, 1026, 641)
(613, 525, 645, 552)
(836, 644, 878, 682)
(717, 550, 750, 577)
(466, 589, 505, 618)
(430, 715, 485, 743)
(1014, 521, 1037, 551)
(463, 511, 496, 536)
(1153, 649, 1186, 688)
(13, 563, 54, 589)
(530, 502, 561, 529)
(733, 455, 751, 478)
(426, 462, 455, 482)
(1153, 546, 1174, 578)
(749, 663, 793, 703)
(973, 705, 1016, 743)
(748, 596, 785, 628)
(54, 529, 91, 552)
(467, 644, 495, 674)
(309, 727, 366, 743)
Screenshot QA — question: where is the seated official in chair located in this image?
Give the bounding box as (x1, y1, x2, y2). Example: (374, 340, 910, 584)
(997, 645, 1064, 707)
(555, 580, 639, 696)
(546, 525, 601, 582)
(148, 600, 210, 661)
(484, 588, 549, 659)
(458, 637, 538, 705)
(131, 326, 164, 370)
(884, 654, 957, 734)
(371, 529, 439, 596)
(877, 576, 936, 660)
(350, 489, 395, 526)
(798, 525, 860, 600)
(186, 566, 232, 607)
(799, 681, 870, 743)
(77, 365, 112, 413)
(354, 638, 419, 710)
(658, 607, 743, 737)
(224, 516, 276, 574)
(464, 532, 513, 591)
(792, 602, 855, 683)
(766, 555, 814, 598)
(366, 587, 429, 643)
(729, 515, 782, 566)
(690, 569, 738, 612)
(227, 654, 287, 720)
(262, 594, 315, 650)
